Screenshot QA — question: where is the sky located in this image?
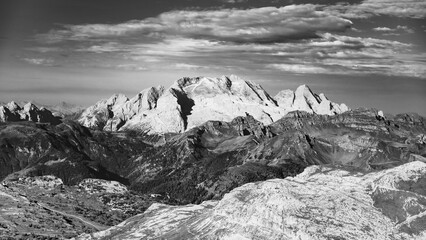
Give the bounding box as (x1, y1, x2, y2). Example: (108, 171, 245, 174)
(0, 0, 425, 115)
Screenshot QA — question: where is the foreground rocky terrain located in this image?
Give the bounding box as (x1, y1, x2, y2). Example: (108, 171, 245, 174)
(0, 176, 162, 239)
(77, 161, 426, 240)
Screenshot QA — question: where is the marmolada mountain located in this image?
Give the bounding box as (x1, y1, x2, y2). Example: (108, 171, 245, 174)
(0, 75, 425, 239)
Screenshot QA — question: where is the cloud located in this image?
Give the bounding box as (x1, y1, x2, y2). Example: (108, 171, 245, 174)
(26, 47, 61, 53)
(29, 4, 425, 79)
(220, 0, 248, 3)
(116, 64, 147, 71)
(174, 63, 204, 70)
(373, 27, 393, 32)
(373, 25, 414, 34)
(268, 64, 329, 74)
(262, 33, 425, 78)
(22, 58, 55, 66)
(325, 0, 426, 19)
(37, 5, 352, 44)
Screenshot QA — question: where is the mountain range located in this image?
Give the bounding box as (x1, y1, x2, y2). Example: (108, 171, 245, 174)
(0, 101, 83, 124)
(78, 75, 349, 133)
(0, 75, 425, 239)
(0, 101, 61, 125)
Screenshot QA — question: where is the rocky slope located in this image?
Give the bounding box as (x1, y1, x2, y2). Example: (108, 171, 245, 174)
(0, 120, 154, 186)
(76, 161, 426, 240)
(0, 175, 161, 239)
(1, 108, 425, 206)
(0, 101, 61, 125)
(78, 75, 348, 133)
(125, 109, 425, 204)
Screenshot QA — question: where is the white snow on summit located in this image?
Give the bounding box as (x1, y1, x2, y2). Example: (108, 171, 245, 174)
(78, 75, 349, 133)
(275, 84, 349, 115)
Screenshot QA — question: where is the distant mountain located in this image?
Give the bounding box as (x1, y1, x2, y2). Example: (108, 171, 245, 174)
(0, 101, 61, 125)
(79, 75, 349, 133)
(43, 101, 84, 117)
(76, 161, 426, 240)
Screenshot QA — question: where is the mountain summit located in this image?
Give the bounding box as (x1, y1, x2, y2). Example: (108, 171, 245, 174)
(0, 101, 61, 125)
(79, 75, 349, 133)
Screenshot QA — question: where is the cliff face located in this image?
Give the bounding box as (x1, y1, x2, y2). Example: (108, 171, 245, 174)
(78, 75, 349, 133)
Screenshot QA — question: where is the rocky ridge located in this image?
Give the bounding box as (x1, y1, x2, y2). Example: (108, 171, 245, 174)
(78, 75, 349, 133)
(0, 101, 61, 125)
(76, 161, 426, 240)
(1, 108, 425, 206)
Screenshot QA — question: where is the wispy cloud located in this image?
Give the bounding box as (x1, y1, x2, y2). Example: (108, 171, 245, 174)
(268, 64, 329, 74)
(22, 58, 55, 66)
(28, 3, 426, 78)
(220, 0, 248, 3)
(325, 0, 426, 19)
(373, 25, 414, 35)
(37, 5, 352, 44)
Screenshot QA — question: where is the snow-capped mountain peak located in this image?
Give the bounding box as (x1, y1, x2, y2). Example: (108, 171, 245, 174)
(78, 75, 350, 133)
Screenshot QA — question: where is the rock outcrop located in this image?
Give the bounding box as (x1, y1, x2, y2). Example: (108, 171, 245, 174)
(0, 101, 61, 125)
(78, 179, 128, 195)
(76, 161, 426, 240)
(275, 84, 349, 115)
(78, 75, 349, 133)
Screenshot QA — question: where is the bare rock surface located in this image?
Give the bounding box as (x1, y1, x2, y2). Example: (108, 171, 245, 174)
(78, 75, 348, 133)
(78, 179, 128, 195)
(0, 176, 160, 239)
(76, 161, 426, 240)
(0, 101, 61, 125)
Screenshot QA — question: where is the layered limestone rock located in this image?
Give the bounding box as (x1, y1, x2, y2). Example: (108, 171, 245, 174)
(16, 175, 63, 190)
(78, 179, 128, 195)
(275, 85, 349, 115)
(76, 161, 426, 240)
(79, 75, 349, 133)
(0, 101, 61, 125)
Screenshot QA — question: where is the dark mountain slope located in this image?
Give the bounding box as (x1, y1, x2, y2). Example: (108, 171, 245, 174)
(1, 108, 425, 206)
(0, 121, 150, 185)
